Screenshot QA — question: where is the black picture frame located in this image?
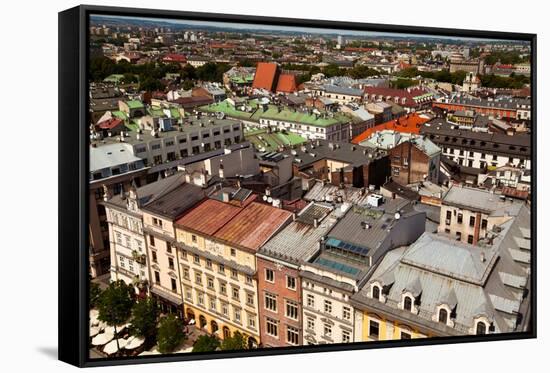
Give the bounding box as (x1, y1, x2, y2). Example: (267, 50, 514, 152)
(58, 4, 537, 368)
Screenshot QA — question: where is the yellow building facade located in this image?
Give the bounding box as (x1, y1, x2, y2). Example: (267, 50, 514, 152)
(356, 309, 429, 342)
(174, 227, 261, 346)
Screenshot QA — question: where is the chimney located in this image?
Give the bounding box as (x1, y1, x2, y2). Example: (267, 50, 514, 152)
(218, 160, 225, 179)
(480, 252, 486, 263)
(221, 191, 231, 202)
(313, 218, 319, 228)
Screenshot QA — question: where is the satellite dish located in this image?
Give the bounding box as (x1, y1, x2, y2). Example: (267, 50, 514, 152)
(216, 112, 225, 120)
(394, 212, 401, 220)
(262, 195, 268, 201)
(267, 197, 273, 203)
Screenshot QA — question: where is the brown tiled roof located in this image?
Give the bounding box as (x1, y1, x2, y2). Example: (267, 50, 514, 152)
(276, 74, 297, 93)
(174, 198, 243, 236)
(214, 202, 292, 251)
(252, 62, 278, 91)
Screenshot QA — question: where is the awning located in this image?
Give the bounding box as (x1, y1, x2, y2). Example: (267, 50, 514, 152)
(151, 286, 184, 305)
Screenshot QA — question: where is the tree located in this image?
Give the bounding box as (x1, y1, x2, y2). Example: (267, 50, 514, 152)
(90, 282, 102, 309)
(157, 314, 186, 353)
(97, 280, 135, 353)
(220, 331, 248, 351)
(192, 335, 221, 353)
(129, 298, 159, 341)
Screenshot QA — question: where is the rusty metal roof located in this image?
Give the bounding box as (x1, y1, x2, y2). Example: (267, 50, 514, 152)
(174, 198, 243, 236)
(214, 202, 293, 252)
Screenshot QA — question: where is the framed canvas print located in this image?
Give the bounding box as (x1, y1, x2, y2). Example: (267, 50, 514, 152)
(58, 4, 536, 367)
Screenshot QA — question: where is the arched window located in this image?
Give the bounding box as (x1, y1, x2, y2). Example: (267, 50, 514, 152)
(476, 321, 487, 335)
(372, 285, 380, 300)
(438, 308, 448, 323)
(403, 296, 413, 311)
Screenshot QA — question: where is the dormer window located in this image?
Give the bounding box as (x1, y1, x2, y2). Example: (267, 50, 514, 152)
(403, 296, 413, 311)
(476, 321, 487, 335)
(438, 308, 448, 324)
(372, 285, 380, 301)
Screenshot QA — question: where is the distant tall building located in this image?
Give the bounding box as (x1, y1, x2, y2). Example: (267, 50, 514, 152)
(337, 35, 345, 49)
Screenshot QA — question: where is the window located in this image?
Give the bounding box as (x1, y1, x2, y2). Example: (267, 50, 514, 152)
(403, 296, 413, 311)
(286, 301, 299, 320)
(218, 263, 225, 274)
(342, 330, 351, 343)
(324, 300, 332, 314)
(401, 331, 411, 339)
(221, 303, 229, 317)
(456, 232, 462, 241)
(266, 318, 278, 337)
(287, 326, 299, 345)
(154, 271, 160, 284)
(149, 235, 155, 247)
(185, 288, 192, 301)
(342, 306, 351, 321)
(438, 308, 448, 324)
(234, 308, 241, 323)
(457, 213, 463, 224)
(207, 277, 214, 289)
(197, 292, 204, 306)
(323, 323, 332, 337)
(246, 275, 253, 285)
(231, 269, 238, 279)
(307, 294, 315, 308)
(168, 257, 174, 270)
(119, 256, 125, 268)
(232, 287, 239, 301)
(372, 285, 380, 300)
(265, 293, 277, 312)
(481, 219, 488, 230)
(369, 320, 380, 339)
(206, 259, 212, 269)
(191, 234, 197, 243)
(469, 216, 476, 227)
(476, 321, 487, 335)
(219, 281, 227, 295)
(307, 316, 315, 330)
(445, 210, 451, 224)
(180, 250, 187, 260)
(286, 276, 296, 290)
(195, 272, 202, 285)
(152, 217, 163, 228)
(246, 293, 254, 306)
(182, 267, 190, 280)
(230, 248, 236, 257)
(193, 254, 200, 264)
(468, 235, 474, 244)
(265, 268, 274, 283)
(248, 314, 256, 329)
(209, 297, 216, 311)
(171, 278, 177, 292)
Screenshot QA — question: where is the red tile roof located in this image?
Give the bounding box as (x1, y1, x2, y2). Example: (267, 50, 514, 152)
(351, 113, 429, 144)
(98, 118, 123, 130)
(252, 62, 279, 91)
(276, 74, 297, 93)
(163, 53, 187, 63)
(175, 198, 243, 236)
(214, 202, 292, 252)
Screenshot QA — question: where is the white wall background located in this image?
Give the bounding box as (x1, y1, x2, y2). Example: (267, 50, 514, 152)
(0, 0, 547, 371)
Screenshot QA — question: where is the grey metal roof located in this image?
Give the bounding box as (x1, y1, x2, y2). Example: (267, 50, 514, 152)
(442, 184, 524, 214)
(304, 182, 371, 205)
(353, 205, 530, 334)
(140, 181, 206, 219)
(258, 202, 339, 264)
(90, 143, 143, 172)
(284, 140, 383, 168)
(360, 130, 441, 157)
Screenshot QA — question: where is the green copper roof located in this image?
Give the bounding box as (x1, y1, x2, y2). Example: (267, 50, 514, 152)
(126, 100, 144, 109)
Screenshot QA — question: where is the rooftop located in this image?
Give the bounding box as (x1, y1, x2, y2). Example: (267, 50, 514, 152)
(90, 143, 143, 172)
(352, 113, 430, 144)
(360, 130, 441, 157)
(214, 202, 293, 252)
(443, 184, 524, 215)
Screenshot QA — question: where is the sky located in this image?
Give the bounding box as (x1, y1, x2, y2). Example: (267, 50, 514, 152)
(91, 14, 528, 44)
